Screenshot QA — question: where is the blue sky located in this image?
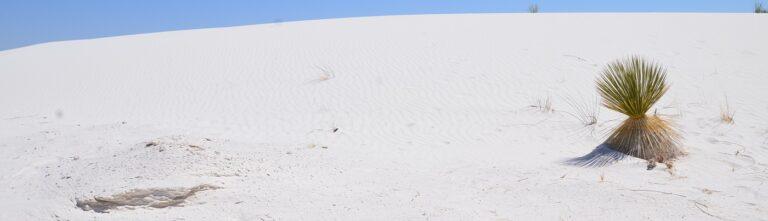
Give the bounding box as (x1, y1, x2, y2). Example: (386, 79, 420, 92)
(0, 0, 760, 51)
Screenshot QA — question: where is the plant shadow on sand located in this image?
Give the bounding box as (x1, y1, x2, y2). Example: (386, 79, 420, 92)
(563, 143, 630, 167)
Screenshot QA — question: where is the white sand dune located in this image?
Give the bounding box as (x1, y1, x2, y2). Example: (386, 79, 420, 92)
(1, 13, 767, 220)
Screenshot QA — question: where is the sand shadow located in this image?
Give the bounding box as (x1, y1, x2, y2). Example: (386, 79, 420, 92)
(76, 184, 219, 213)
(563, 143, 629, 168)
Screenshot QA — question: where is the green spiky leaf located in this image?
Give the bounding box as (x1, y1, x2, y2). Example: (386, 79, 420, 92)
(596, 56, 669, 118)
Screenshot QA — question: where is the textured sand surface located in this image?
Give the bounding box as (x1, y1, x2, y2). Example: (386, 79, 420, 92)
(1, 13, 767, 220)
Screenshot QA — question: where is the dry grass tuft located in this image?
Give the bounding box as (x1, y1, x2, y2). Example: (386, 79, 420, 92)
(596, 56, 684, 163)
(720, 97, 735, 124)
(530, 95, 553, 113)
(316, 66, 335, 81)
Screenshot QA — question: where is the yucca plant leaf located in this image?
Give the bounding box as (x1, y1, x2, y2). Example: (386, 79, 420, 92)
(596, 56, 669, 118)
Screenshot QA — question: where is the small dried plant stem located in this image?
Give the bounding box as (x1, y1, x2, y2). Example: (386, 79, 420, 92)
(720, 96, 734, 124)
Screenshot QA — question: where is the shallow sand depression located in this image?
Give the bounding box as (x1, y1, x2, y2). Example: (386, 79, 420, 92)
(1, 13, 767, 220)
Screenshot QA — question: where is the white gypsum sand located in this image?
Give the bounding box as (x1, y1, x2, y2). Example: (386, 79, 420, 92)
(0, 13, 767, 220)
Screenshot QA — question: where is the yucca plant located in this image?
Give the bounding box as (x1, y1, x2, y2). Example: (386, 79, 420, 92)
(756, 1, 767, 13)
(596, 57, 684, 165)
(529, 4, 539, 13)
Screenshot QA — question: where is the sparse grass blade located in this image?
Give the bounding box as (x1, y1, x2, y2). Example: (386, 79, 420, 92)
(720, 96, 735, 124)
